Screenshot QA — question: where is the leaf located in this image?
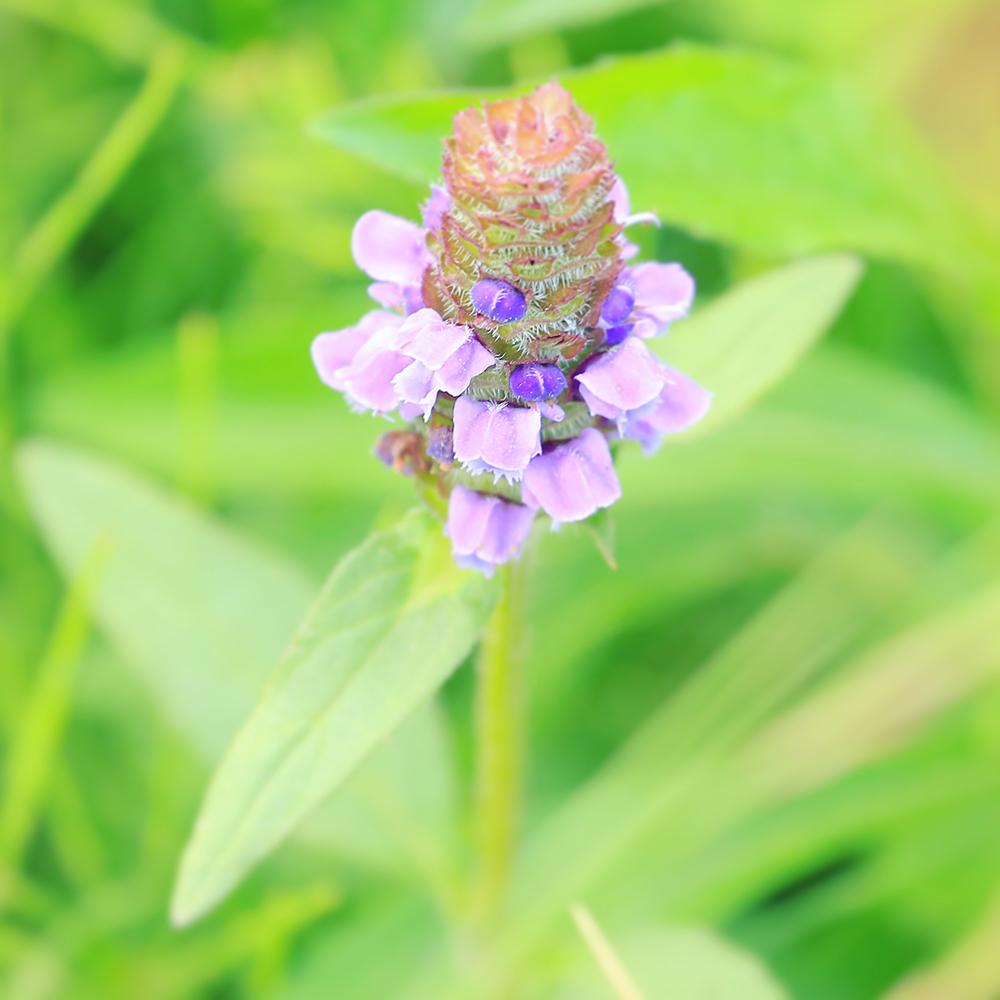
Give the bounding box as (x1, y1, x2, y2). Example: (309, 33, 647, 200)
(656, 254, 863, 435)
(566, 922, 790, 1000)
(170, 509, 498, 926)
(17, 440, 462, 878)
(16, 439, 314, 762)
(312, 46, 993, 275)
(458, 0, 661, 47)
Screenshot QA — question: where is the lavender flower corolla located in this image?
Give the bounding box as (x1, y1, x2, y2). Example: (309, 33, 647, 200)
(311, 83, 711, 574)
(445, 485, 535, 577)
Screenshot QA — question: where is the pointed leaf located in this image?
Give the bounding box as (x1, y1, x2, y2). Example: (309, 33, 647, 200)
(656, 254, 863, 435)
(171, 510, 497, 925)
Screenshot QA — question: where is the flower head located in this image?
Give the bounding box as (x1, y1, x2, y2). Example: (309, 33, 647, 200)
(312, 83, 710, 572)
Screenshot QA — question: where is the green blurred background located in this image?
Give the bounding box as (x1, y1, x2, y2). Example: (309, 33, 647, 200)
(2, 0, 1000, 997)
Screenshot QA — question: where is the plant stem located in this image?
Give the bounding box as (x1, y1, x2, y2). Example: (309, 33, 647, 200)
(472, 558, 527, 922)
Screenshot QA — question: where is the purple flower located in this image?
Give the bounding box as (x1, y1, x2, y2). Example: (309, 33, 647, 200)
(622, 364, 713, 453)
(601, 284, 635, 325)
(609, 178, 659, 260)
(422, 184, 449, 232)
(521, 428, 622, 524)
(470, 278, 527, 323)
(312, 311, 408, 411)
(509, 362, 567, 402)
(604, 323, 633, 347)
(452, 396, 541, 482)
(628, 262, 695, 338)
(392, 308, 495, 420)
(352, 210, 433, 315)
(352, 210, 432, 285)
(445, 485, 536, 577)
(575, 336, 664, 428)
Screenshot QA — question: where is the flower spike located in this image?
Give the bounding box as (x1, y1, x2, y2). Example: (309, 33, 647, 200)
(312, 83, 710, 574)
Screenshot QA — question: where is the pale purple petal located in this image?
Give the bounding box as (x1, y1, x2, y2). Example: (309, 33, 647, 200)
(343, 349, 410, 412)
(445, 485, 535, 577)
(399, 402, 425, 422)
(396, 308, 472, 369)
(351, 210, 433, 285)
(623, 365, 712, 453)
(452, 396, 541, 480)
(609, 177, 659, 228)
(312, 310, 401, 393)
(367, 282, 405, 310)
(312, 327, 368, 392)
(629, 262, 695, 335)
(434, 337, 495, 396)
(392, 361, 437, 420)
(521, 428, 622, 524)
(575, 336, 664, 425)
(422, 184, 449, 231)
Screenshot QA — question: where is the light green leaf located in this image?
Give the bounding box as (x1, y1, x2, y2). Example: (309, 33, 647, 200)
(656, 254, 863, 435)
(171, 509, 497, 926)
(16, 439, 314, 762)
(565, 922, 789, 1000)
(312, 46, 992, 275)
(17, 440, 462, 878)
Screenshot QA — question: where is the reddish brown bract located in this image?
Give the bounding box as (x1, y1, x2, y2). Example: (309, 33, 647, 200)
(424, 83, 625, 361)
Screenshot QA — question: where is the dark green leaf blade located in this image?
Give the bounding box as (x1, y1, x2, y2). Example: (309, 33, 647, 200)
(171, 510, 497, 926)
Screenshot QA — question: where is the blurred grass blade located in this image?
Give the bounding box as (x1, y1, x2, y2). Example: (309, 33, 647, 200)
(0, 534, 113, 869)
(1, 43, 185, 333)
(171, 510, 497, 926)
(500, 514, 927, 952)
(0, 0, 182, 65)
(571, 905, 648, 1000)
(312, 46, 993, 276)
(657, 255, 863, 435)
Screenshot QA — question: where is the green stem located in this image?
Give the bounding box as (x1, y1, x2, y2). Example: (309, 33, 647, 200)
(472, 558, 527, 921)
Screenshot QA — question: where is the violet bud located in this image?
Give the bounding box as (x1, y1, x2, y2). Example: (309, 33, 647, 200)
(601, 284, 635, 325)
(509, 362, 567, 401)
(604, 323, 633, 346)
(470, 278, 527, 323)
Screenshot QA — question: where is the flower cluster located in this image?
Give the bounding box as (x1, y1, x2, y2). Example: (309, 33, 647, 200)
(313, 83, 710, 575)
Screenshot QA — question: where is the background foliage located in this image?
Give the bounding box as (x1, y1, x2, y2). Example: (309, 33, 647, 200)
(2, 0, 1000, 997)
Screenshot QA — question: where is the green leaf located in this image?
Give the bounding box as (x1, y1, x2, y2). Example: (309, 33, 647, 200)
(656, 254, 863, 435)
(567, 921, 790, 1000)
(458, 0, 661, 47)
(17, 440, 461, 878)
(312, 46, 993, 275)
(170, 509, 497, 926)
(16, 439, 314, 762)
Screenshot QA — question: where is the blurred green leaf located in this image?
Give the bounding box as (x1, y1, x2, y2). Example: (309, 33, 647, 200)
(16, 439, 314, 762)
(567, 920, 790, 1000)
(313, 46, 994, 275)
(658, 254, 863, 434)
(171, 509, 497, 926)
(458, 0, 661, 47)
(16, 439, 463, 880)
